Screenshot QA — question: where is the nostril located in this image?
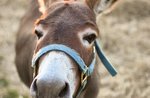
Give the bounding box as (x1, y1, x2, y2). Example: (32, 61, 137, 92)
(59, 82, 69, 97)
(30, 79, 38, 97)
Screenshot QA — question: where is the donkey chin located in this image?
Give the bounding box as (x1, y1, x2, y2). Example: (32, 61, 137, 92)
(30, 51, 79, 98)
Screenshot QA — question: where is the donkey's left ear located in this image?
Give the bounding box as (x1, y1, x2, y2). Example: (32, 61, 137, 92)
(85, 0, 120, 14)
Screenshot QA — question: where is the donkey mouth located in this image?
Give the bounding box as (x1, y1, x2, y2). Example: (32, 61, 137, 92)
(34, 92, 72, 98)
(30, 77, 72, 98)
(34, 95, 72, 98)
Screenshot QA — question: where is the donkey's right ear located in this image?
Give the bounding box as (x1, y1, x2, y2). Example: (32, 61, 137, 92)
(85, 0, 120, 15)
(38, 0, 47, 14)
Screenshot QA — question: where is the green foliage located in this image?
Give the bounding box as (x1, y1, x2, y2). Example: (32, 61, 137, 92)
(4, 89, 19, 98)
(0, 55, 4, 63)
(0, 78, 9, 87)
(3, 89, 29, 98)
(22, 95, 29, 98)
(0, 55, 3, 60)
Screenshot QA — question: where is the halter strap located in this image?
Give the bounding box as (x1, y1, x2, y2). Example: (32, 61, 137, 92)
(31, 40, 117, 98)
(95, 40, 117, 76)
(32, 44, 96, 76)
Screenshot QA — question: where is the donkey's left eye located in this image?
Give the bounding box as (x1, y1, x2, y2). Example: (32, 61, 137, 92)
(35, 30, 43, 39)
(83, 33, 97, 44)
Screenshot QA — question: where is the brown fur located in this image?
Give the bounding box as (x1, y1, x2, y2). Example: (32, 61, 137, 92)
(15, 0, 119, 98)
(35, 2, 100, 97)
(34, 2, 98, 64)
(16, 1, 99, 97)
(15, 0, 41, 87)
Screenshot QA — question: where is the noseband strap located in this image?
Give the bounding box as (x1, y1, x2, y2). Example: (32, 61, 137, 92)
(32, 40, 117, 98)
(32, 44, 96, 76)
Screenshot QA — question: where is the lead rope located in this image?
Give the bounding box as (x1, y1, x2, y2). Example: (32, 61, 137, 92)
(74, 75, 87, 98)
(95, 40, 117, 76)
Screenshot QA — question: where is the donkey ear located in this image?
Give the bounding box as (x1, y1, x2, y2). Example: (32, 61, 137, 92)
(38, 0, 47, 14)
(85, 0, 120, 14)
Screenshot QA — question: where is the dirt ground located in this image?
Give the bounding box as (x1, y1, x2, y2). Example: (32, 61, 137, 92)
(0, 0, 150, 98)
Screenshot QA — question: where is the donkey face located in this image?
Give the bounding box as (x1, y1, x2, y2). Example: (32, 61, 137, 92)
(30, 0, 119, 98)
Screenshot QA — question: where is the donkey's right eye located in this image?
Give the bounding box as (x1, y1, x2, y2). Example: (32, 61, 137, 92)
(83, 33, 97, 44)
(35, 30, 43, 39)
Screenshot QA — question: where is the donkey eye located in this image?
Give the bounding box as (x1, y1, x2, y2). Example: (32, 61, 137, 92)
(83, 33, 97, 44)
(35, 30, 43, 39)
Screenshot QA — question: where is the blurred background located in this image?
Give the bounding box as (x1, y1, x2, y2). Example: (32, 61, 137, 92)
(0, 0, 149, 98)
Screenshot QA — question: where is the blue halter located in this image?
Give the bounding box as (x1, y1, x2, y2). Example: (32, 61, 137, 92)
(32, 44, 96, 76)
(31, 40, 117, 98)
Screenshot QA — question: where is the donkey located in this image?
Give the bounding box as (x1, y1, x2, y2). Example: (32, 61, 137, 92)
(15, 0, 119, 98)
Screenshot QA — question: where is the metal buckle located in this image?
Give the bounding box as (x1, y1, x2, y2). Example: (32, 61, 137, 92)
(81, 72, 88, 85)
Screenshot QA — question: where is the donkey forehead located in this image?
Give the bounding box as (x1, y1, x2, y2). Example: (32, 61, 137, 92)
(35, 1, 99, 47)
(36, 1, 96, 27)
(35, 1, 99, 43)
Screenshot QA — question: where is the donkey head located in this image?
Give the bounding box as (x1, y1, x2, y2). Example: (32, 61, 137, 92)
(30, 0, 119, 98)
